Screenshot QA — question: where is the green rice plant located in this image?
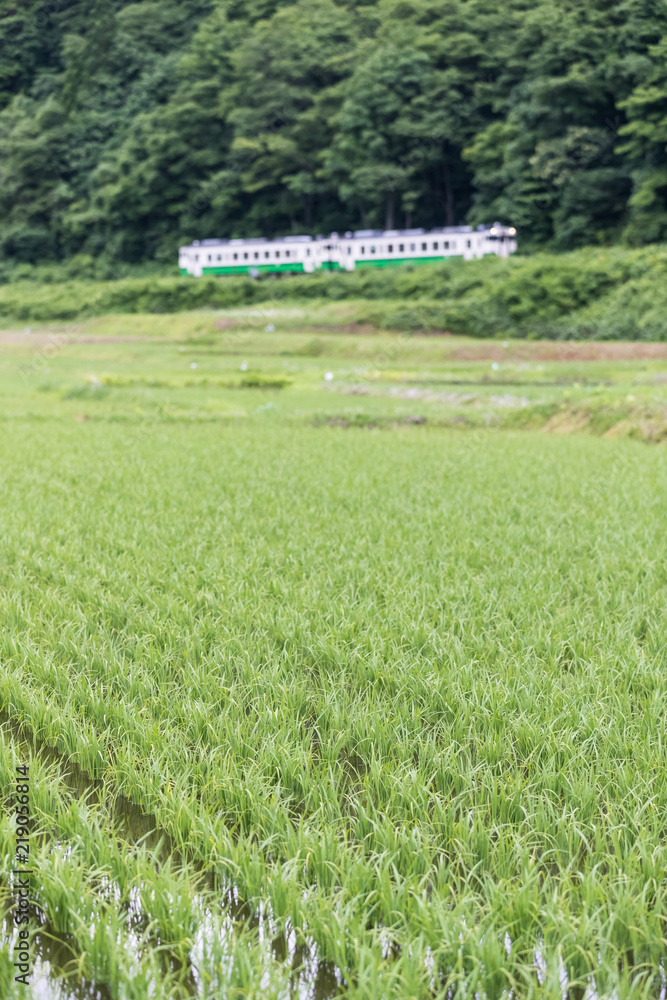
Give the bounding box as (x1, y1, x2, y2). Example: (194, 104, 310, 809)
(0, 346, 666, 998)
(0, 940, 16, 1000)
(138, 859, 201, 961)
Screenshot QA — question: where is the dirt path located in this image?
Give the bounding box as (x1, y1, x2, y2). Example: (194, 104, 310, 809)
(0, 330, 159, 346)
(2, 324, 667, 360)
(448, 341, 667, 362)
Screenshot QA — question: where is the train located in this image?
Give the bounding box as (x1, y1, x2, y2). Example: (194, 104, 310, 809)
(178, 223, 517, 277)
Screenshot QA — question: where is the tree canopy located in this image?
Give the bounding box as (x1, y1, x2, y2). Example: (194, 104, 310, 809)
(1, 0, 666, 265)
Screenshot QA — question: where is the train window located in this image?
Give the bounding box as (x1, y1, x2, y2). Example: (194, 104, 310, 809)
(432, 242, 438, 251)
(466, 240, 471, 248)
(265, 251, 270, 259)
(370, 245, 376, 254)
(421, 243, 427, 251)
(307, 249, 311, 256)
(409, 243, 415, 252)
(217, 254, 221, 261)
(398, 244, 404, 252)
(360, 246, 365, 254)
(276, 251, 280, 258)
(444, 241, 449, 250)
(243, 252, 248, 260)
(347, 247, 351, 255)
(233, 253, 238, 260)
(285, 250, 290, 258)
(208, 254, 212, 262)
(254, 252, 259, 260)
(195, 254, 199, 262)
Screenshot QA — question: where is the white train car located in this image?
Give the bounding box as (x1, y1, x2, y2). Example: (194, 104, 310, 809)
(179, 224, 516, 277)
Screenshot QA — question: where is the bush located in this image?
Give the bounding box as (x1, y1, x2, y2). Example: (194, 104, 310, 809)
(2, 245, 667, 339)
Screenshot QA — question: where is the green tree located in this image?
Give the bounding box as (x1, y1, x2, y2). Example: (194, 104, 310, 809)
(324, 42, 435, 229)
(220, 0, 357, 233)
(619, 37, 667, 244)
(2, 0, 667, 266)
(465, 0, 664, 247)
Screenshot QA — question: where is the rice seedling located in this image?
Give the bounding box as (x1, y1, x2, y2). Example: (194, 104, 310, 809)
(0, 320, 666, 997)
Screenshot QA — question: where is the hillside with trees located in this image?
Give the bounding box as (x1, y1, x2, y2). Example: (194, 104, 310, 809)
(2, 0, 667, 267)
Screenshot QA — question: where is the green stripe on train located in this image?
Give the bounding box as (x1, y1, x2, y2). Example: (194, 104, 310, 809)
(202, 262, 306, 276)
(191, 256, 463, 277)
(355, 255, 461, 268)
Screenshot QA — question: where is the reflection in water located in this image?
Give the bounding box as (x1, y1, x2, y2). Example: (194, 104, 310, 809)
(0, 715, 343, 999)
(4, 716, 663, 1000)
(3, 892, 343, 1000)
(3, 915, 113, 1000)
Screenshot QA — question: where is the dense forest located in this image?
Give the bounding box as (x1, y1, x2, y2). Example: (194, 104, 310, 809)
(2, 0, 667, 267)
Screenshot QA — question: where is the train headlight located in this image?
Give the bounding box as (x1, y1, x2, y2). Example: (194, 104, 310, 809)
(490, 227, 497, 235)
(509, 227, 516, 235)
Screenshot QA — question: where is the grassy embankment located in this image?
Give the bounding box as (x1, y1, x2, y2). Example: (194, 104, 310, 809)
(3, 244, 667, 341)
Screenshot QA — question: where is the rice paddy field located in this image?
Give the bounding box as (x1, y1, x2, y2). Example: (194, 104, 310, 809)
(1, 304, 666, 999)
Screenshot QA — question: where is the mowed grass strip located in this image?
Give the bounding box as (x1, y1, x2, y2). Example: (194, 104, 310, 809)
(0, 421, 666, 998)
